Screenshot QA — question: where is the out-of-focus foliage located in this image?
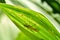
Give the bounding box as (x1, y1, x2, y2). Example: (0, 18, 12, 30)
(0, 0, 5, 3)
(0, 14, 19, 40)
(41, 0, 60, 13)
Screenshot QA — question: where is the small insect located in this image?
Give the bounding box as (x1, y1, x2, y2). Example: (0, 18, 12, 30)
(24, 24, 38, 32)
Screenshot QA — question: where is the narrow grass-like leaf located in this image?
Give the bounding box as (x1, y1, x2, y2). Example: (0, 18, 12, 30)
(0, 3, 60, 40)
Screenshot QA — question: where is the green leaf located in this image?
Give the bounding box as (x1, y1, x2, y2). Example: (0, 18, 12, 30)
(0, 3, 60, 40)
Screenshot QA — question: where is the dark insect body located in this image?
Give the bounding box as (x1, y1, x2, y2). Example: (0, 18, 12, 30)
(24, 24, 38, 32)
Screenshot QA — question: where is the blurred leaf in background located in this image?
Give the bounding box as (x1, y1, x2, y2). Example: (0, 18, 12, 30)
(41, 0, 60, 13)
(0, 0, 5, 3)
